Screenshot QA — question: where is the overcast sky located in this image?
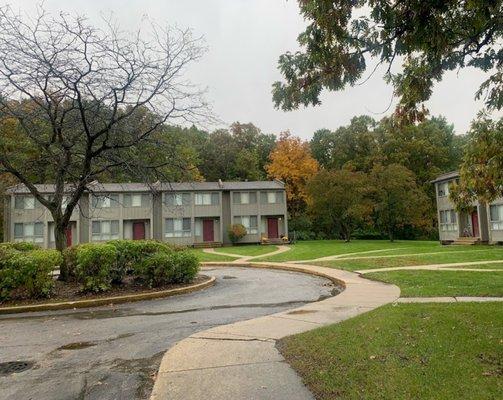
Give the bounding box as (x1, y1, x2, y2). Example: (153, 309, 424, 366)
(9, 0, 500, 139)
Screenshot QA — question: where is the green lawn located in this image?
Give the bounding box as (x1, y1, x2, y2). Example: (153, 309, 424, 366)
(279, 303, 503, 400)
(364, 270, 503, 297)
(318, 247, 503, 271)
(262, 240, 443, 262)
(213, 245, 277, 257)
(189, 249, 238, 262)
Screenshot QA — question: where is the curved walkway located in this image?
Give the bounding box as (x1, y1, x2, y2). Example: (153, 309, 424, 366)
(150, 262, 400, 400)
(203, 245, 291, 263)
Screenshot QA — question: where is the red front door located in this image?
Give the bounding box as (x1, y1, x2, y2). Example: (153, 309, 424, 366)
(267, 218, 279, 239)
(471, 211, 479, 237)
(133, 221, 146, 240)
(203, 219, 214, 242)
(65, 226, 72, 247)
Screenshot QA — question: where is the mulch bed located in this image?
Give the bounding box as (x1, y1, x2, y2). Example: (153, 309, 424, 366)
(0, 274, 209, 308)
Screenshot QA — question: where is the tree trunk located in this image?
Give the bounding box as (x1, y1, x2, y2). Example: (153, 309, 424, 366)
(54, 221, 69, 281)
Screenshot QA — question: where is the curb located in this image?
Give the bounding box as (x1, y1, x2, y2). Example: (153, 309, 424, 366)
(0, 275, 216, 315)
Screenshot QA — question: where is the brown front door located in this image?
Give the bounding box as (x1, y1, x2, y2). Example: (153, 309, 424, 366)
(203, 219, 214, 242)
(65, 226, 72, 247)
(267, 218, 279, 239)
(133, 221, 146, 240)
(471, 211, 479, 237)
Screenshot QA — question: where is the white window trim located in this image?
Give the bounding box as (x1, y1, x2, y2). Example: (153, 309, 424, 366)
(490, 204, 503, 231)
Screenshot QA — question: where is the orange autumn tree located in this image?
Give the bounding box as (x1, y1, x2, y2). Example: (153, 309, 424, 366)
(266, 132, 319, 217)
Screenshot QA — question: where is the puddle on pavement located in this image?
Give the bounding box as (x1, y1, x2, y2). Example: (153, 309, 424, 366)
(58, 341, 97, 350)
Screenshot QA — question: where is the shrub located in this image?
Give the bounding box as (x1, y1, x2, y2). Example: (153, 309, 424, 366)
(74, 243, 117, 293)
(0, 249, 61, 301)
(0, 242, 40, 252)
(228, 224, 247, 243)
(135, 249, 199, 287)
(107, 240, 175, 282)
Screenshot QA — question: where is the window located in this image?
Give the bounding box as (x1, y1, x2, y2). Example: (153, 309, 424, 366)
(124, 193, 150, 207)
(165, 218, 191, 237)
(260, 191, 284, 204)
(233, 192, 257, 204)
(14, 196, 38, 209)
(13, 222, 44, 243)
(92, 194, 119, 208)
(437, 182, 450, 197)
(91, 220, 120, 241)
(234, 215, 258, 234)
(48, 195, 70, 210)
(439, 209, 457, 231)
(164, 193, 191, 206)
(490, 204, 503, 230)
(195, 192, 219, 205)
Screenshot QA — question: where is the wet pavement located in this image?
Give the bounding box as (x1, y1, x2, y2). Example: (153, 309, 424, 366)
(0, 267, 335, 400)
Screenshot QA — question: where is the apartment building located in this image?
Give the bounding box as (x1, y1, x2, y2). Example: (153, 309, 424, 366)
(3, 181, 288, 248)
(433, 171, 503, 244)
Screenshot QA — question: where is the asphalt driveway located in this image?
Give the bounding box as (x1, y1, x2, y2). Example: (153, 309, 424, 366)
(0, 266, 335, 400)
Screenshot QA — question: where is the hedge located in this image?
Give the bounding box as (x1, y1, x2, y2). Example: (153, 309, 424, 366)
(0, 247, 61, 301)
(62, 240, 199, 292)
(73, 243, 118, 293)
(135, 250, 199, 287)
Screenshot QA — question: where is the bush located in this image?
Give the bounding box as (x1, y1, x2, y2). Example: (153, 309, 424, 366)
(107, 240, 175, 282)
(0, 248, 61, 301)
(228, 224, 247, 243)
(0, 242, 40, 252)
(73, 243, 117, 293)
(135, 249, 199, 287)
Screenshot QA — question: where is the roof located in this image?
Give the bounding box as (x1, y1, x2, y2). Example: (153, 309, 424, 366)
(430, 171, 460, 184)
(6, 180, 285, 194)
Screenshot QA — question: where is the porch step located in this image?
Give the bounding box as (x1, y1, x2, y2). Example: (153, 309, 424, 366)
(260, 238, 287, 245)
(452, 237, 481, 245)
(193, 242, 222, 249)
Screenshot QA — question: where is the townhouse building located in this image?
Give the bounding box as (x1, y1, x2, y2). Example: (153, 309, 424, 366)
(433, 171, 503, 244)
(3, 181, 288, 248)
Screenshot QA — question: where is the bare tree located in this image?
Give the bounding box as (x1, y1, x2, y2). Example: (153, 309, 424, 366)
(0, 5, 209, 262)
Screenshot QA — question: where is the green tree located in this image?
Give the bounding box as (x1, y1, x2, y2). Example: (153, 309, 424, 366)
(273, 1, 503, 118)
(450, 114, 503, 209)
(369, 164, 429, 241)
(307, 169, 371, 241)
(310, 116, 378, 171)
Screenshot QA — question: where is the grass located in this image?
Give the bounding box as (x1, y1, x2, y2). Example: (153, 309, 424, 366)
(213, 245, 277, 257)
(262, 240, 443, 262)
(364, 270, 503, 297)
(189, 249, 238, 262)
(318, 247, 503, 271)
(279, 302, 503, 400)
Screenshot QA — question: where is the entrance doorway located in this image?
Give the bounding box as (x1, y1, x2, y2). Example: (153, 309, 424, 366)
(471, 211, 479, 237)
(203, 219, 214, 242)
(267, 218, 279, 239)
(133, 221, 146, 240)
(65, 226, 73, 247)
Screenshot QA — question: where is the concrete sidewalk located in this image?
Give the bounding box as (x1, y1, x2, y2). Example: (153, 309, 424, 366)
(150, 262, 400, 400)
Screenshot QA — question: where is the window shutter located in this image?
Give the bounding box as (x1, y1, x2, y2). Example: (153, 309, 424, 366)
(260, 192, 267, 203)
(123, 194, 131, 207)
(249, 192, 257, 204)
(165, 193, 174, 206)
(14, 223, 23, 237)
(450, 210, 457, 224)
(211, 193, 219, 205)
(142, 194, 150, 206)
(250, 216, 257, 228)
(233, 192, 241, 204)
(182, 193, 191, 205)
(110, 194, 119, 207)
(182, 218, 191, 231)
(92, 221, 100, 234)
(14, 196, 24, 209)
(111, 220, 119, 234)
(166, 218, 174, 233)
(276, 192, 284, 203)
